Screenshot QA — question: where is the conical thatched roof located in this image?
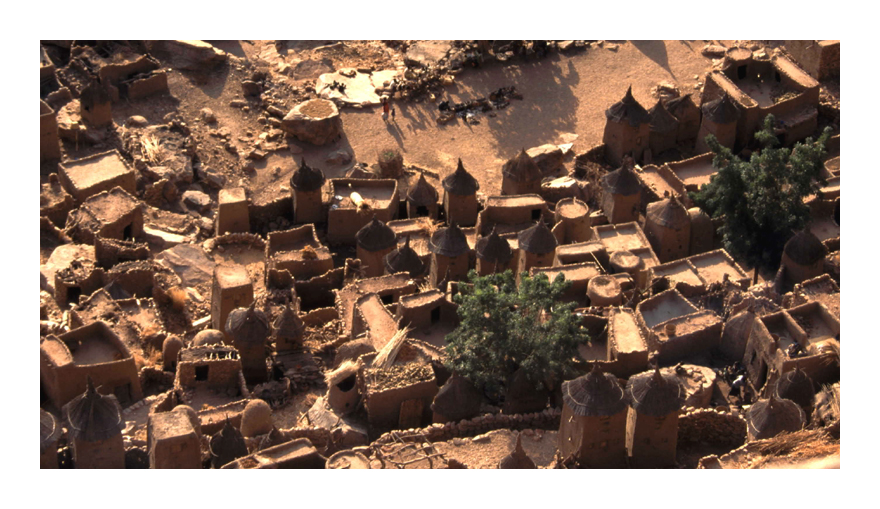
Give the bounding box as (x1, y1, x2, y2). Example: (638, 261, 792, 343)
(746, 393, 806, 440)
(605, 85, 649, 127)
(40, 409, 62, 454)
(775, 367, 815, 411)
(649, 99, 680, 133)
(431, 373, 483, 422)
(562, 365, 628, 417)
(356, 216, 397, 252)
(289, 158, 325, 192)
(475, 228, 513, 265)
(442, 159, 479, 195)
(518, 220, 558, 255)
(225, 302, 270, 344)
(499, 434, 537, 469)
(406, 173, 439, 207)
(502, 149, 542, 183)
(429, 222, 469, 257)
(384, 237, 426, 277)
(665, 94, 698, 118)
(626, 367, 686, 417)
(259, 426, 288, 451)
(209, 418, 248, 468)
(784, 230, 827, 265)
(701, 93, 739, 124)
(602, 163, 642, 196)
(63, 377, 124, 442)
(273, 306, 304, 339)
(647, 195, 690, 229)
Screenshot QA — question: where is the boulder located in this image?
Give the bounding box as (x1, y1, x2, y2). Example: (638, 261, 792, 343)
(182, 190, 212, 213)
(281, 99, 342, 146)
(405, 40, 453, 67)
(326, 150, 352, 166)
(155, 243, 215, 286)
(526, 144, 564, 176)
(152, 40, 227, 70)
(702, 45, 727, 58)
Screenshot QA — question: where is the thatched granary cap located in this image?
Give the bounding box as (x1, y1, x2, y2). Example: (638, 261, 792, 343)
(406, 173, 439, 207)
(431, 373, 484, 422)
(63, 377, 124, 442)
(385, 237, 426, 277)
(601, 163, 642, 196)
(209, 418, 248, 467)
(648, 99, 680, 133)
(626, 367, 686, 417)
(701, 93, 739, 124)
(289, 158, 325, 192)
(518, 220, 558, 255)
(193, 329, 224, 346)
(356, 216, 397, 252)
(225, 302, 270, 344)
(605, 85, 649, 127)
(746, 393, 806, 440)
(562, 365, 628, 417)
(476, 228, 513, 265)
(273, 306, 304, 339)
(40, 409, 62, 454)
(665, 93, 697, 116)
(647, 195, 690, 229)
(442, 159, 479, 195)
(502, 149, 543, 183)
(429, 222, 470, 257)
(775, 367, 815, 410)
(499, 434, 537, 469)
(784, 230, 827, 265)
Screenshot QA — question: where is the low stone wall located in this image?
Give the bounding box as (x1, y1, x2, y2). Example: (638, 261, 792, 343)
(370, 407, 563, 447)
(203, 232, 266, 252)
(677, 407, 747, 447)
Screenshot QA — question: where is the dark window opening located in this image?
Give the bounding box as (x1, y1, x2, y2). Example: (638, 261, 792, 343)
(66, 286, 81, 305)
(737, 65, 747, 80)
(778, 132, 787, 146)
(531, 209, 542, 221)
(114, 383, 132, 407)
(775, 71, 781, 83)
(380, 293, 394, 306)
(195, 365, 209, 381)
(123, 224, 133, 241)
(336, 374, 356, 392)
(430, 306, 441, 324)
(416, 205, 429, 217)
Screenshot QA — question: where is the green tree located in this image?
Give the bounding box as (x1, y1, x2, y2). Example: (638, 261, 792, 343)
(444, 270, 590, 402)
(690, 115, 832, 283)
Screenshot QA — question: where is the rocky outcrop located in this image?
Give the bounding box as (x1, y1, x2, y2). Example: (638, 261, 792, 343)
(281, 99, 342, 146)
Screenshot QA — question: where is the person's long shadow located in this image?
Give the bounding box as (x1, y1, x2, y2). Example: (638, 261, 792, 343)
(630, 40, 675, 79)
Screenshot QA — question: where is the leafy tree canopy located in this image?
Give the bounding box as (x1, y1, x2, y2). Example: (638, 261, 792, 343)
(689, 115, 832, 276)
(444, 270, 590, 402)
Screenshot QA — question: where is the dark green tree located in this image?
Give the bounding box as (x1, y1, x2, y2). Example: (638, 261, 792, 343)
(689, 115, 832, 283)
(444, 270, 589, 402)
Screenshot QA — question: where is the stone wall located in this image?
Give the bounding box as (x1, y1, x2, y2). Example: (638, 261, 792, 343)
(677, 407, 747, 447)
(370, 407, 563, 447)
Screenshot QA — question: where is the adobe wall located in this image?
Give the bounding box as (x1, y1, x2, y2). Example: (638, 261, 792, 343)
(95, 237, 151, 270)
(40, 100, 61, 161)
(430, 251, 470, 289)
(128, 71, 169, 100)
(296, 267, 345, 311)
(627, 410, 680, 468)
(559, 407, 628, 468)
(655, 315, 723, 365)
(603, 121, 649, 166)
(357, 245, 394, 279)
(176, 354, 243, 391)
(443, 192, 479, 227)
(73, 434, 125, 469)
(602, 191, 640, 225)
(501, 175, 541, 196)
(302, 307, 339, 327)
(645, 221, 691, 264)
(249, 194, 293, 233)
(292, 188, 324, 225)
(363, 379, 439, 430)
(785, 41, 840, 80)
(43, 353, 143, 408)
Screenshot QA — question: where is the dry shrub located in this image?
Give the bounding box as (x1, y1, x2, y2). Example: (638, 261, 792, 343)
(169, 287, 188, 312)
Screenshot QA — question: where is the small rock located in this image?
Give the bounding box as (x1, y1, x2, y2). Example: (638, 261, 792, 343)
(241, 80, 262, 97)
(200, 108, 216, 123)
(266, 105, 286, 118)
(126, 115, 149, 127)
(606, 43, 619, 52)
(247, 149, 267, 160)
(230, 99, 247, 108)
(558, 41, 574, 52)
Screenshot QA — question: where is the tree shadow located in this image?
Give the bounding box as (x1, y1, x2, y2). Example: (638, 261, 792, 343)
(630, 40, 675, 79)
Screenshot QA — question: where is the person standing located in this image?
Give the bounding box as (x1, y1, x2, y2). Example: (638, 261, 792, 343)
(381, 96, 390, 122)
